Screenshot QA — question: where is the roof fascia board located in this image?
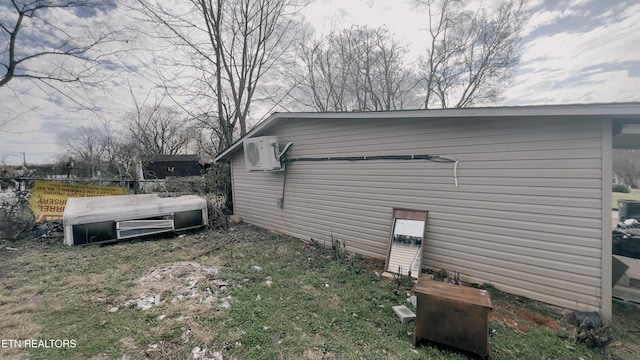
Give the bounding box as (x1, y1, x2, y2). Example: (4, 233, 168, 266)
(213, 102, 640, 163)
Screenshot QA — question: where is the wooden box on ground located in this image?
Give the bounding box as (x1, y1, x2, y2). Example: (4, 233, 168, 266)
(413, 278, 493, 359)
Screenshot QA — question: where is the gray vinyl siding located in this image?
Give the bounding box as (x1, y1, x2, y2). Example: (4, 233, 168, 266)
(230, 116, 605, 312)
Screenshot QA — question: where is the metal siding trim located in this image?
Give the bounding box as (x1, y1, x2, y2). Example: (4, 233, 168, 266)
(231, 157, 237, 215)
(601, 118, 613, 319)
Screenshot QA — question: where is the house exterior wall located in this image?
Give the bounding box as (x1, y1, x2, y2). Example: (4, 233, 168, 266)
(144, 161, 205, 179)
(230, 116, 607, 313)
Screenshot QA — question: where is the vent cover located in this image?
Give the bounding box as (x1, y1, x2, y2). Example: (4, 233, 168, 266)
(246, 142, 260, 166)
(243, 136, 282, 171)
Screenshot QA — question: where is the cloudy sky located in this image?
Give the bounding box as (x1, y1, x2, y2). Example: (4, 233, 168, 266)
(1, 0, 639, 165)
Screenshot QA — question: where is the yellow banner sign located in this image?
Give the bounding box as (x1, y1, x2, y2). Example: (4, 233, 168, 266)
(29, 180, 127, 222)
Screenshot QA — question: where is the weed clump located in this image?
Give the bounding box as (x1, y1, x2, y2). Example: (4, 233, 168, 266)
(572, 311, 616, 348)
(576, 321, 616, 348)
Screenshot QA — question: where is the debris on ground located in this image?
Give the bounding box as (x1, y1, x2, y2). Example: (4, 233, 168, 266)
(31, 220, 63, 240)
(489, 303, 563, 334)
(572, 311, 603, 330)
(124, 262, 231, 311)
(576, 322, 615, 348)
(612, 217, 640, 258)
(571, 311, 615, 348)
(406, 295, 417, 308)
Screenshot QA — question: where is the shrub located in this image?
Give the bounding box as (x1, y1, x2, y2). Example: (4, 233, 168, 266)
(0, 189, 35, 240)
(613, 184, 631, 193)
(162, 163, 232, 214)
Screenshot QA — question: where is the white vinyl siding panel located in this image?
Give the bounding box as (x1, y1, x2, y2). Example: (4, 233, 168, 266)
(231, 116, 605, 312)
(387, 244, 421, 276)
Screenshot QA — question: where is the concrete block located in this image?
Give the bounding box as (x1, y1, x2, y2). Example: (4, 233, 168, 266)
(393, 305, 416, 324)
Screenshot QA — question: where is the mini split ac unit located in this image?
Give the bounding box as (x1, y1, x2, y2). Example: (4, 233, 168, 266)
(243, 136, 282, 171)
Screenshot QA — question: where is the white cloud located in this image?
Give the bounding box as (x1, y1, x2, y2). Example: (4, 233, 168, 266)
(507, 69, 639, 104)
(523, 8, 586, 36)
(521, 0, 598, 37)
(524, 0, 546, 10)
(506, 3, 640, 104)
(566, 0, 593, 8)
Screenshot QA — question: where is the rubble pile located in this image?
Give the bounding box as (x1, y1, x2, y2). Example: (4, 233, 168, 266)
(124, 261, 232, 311)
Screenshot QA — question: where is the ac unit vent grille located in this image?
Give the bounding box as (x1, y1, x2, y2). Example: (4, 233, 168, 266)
(246, 142, 260, 166)
(243, 136, 282, 171)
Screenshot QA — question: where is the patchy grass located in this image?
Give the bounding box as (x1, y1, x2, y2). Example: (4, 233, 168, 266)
(613, 189, 640, 209)
(0, 224, 639, 359)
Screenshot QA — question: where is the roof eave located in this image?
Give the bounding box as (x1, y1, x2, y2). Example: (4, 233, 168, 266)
(213, 102, 640, 163)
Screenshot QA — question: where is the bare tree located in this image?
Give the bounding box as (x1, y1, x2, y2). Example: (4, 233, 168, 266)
(56, 107, 194, 182)
(55, 118, 139, 182)
(351, 26, 420, 111)
(57, 126, 107, 178)
(614, 150, 640, 188)
(127, 106, 194, 156)
(293, 33, 357, 112)
(190, 112, 224, 158)
(133, 0, 304, 151)
(0, 1, 121, 92)
(98, 119, 137, 181)
(416, 0, 528, 108)
(293, 25, 419, 112)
